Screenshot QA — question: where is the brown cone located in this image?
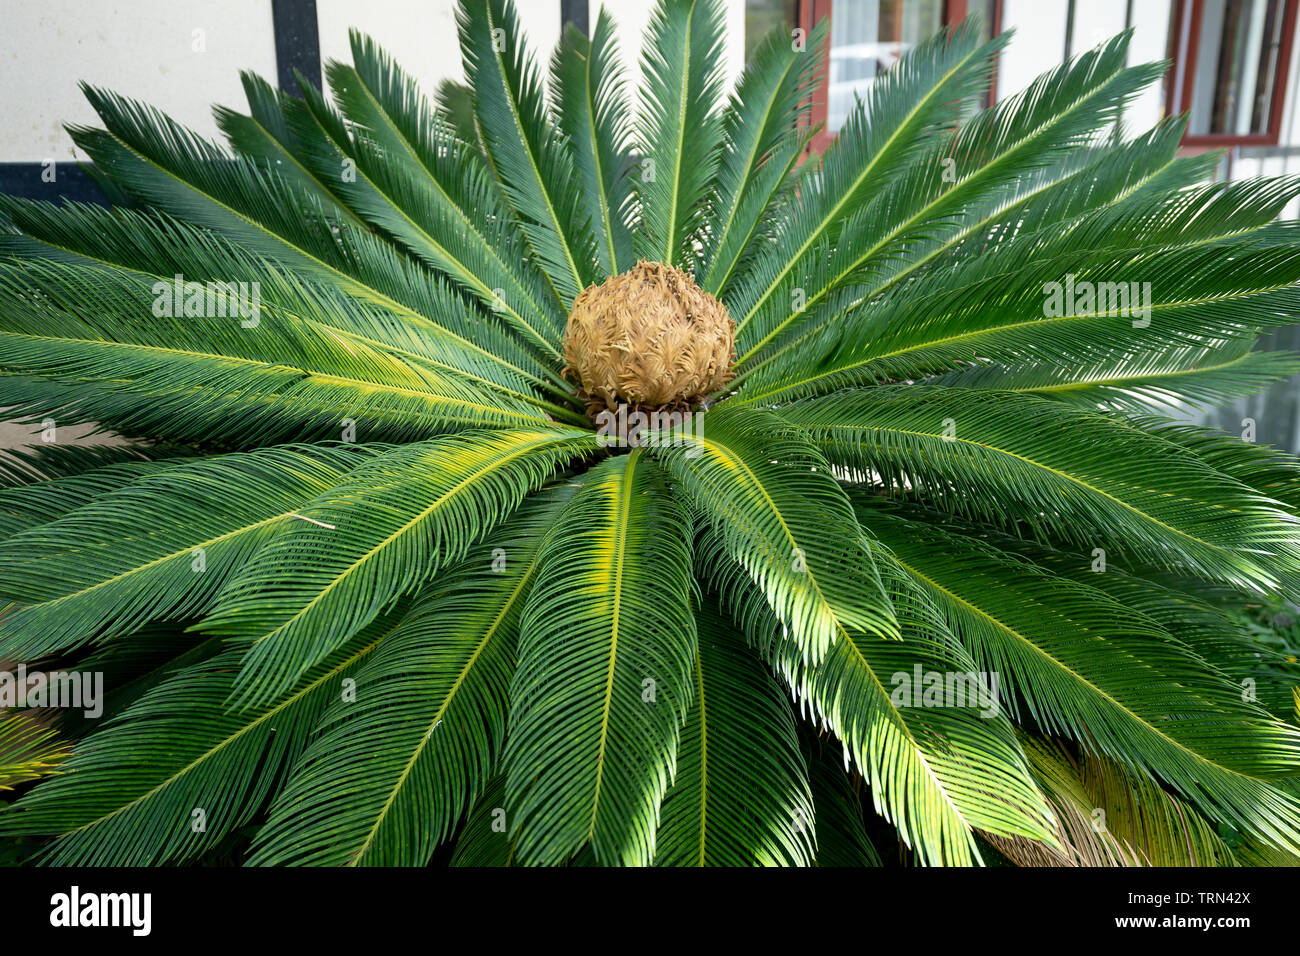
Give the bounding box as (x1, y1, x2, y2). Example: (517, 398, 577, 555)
(562, 260, 735, 415)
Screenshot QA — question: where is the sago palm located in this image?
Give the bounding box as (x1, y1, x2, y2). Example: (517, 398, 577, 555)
(3, 0, 1300, 867)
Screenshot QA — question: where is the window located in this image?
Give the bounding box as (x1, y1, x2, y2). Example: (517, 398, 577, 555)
(745, 1, 1002, 153)
(825, 1, 946, 130)
(745, 0, 800, 60)
(1167, 0, 1298, 146)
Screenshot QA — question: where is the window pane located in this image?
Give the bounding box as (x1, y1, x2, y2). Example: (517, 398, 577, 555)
(827, 0, 945, 131)
(745, 0, 799, 61)
(969, 0, 999, 43)
(1188, 0, 1287, 136)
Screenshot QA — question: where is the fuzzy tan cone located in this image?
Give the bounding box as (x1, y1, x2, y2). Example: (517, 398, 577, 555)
(563, 260, 735, 415)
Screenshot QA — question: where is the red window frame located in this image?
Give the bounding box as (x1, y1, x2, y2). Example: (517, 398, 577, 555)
(795, 0, 1003, 154)
(1166, 0, 1298, 147)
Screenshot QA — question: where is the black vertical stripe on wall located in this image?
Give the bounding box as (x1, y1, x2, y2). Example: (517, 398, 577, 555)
(1063, 0, 1076, 62)
(0, 163, 109, 205)
(561, 0, 589, 35)
(272, 0, 322, 96)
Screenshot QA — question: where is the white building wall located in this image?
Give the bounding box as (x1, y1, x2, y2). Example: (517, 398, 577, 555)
(0, 0, 747, 167)
(996, 0, 1170, 133)
(4, 1, 1294, 183)
(1, 0, 278, 163)
(995, 0, 1070, 104)
(1126, 0, 1174, 133)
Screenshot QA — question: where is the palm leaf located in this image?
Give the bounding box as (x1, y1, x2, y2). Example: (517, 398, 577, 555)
(315, 33, 566, 357)
(926, 338, 1300, 414)
(550, 10, 637, 279)
(986, 735, 1238, 867)
(247, 487, 572, 865)
(733, 116, 1215, 386)
(505, 452, 697, 865)
(699, 20, 824, 296)
(0, 614, 402, 866)
(735, 31, 1155, 363)
(0, 448, 184, 539)
(0, 197, 571, 411)
(0, 444, 383, 659)
(645, 403, 897, 662)
(459, 0, 597, 306)
(635, 0, 730, 267)
(783, 387, 1300, 591)
(654, 597, 815, 866)
(449, 775, 516, 866)
(746, 541, 1059, 865)
(204, 429, 597, 707)
(0, 260, 553, 446)
(738, 224, 1300, 405)
(0, 714, 69, 792)
(67, 85, 569, 389)
(804, 733, 882, 867)
(726, 18, 1002, 342)
(856, 505, 1300, 853)
(215, 71, 365, 226)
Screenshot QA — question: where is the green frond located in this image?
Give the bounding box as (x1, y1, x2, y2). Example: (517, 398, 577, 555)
(926, 339, 1300, 413)
(0, 447, 185, 539)
(215, 71, 366, 226)
(70, 85, 379, 287)
(459, 0, 597, 306)
(1125, 414, 1300, 512)
(205, 429, 598, 707)
(248, 487, 573, 865)
(856, 505, 1300, 853)
(733, 115, 1210, 386)
(888, 500, 1300, 716)
(433, 79, 485, 157)
(726, 17, 1003, 344)
(0, 613, 403, 866)
(0, 442, 183, 488)
(737, 215, 1300, 405)
(698, 20, 824, 296)
(645, 404, 897, 662)
(0, 196, 572, 409)
(450, 775, 516, 866)
(783, 388, 1300, 591)
(550, 10, 637, 279)
(0, 714, 69, 792)
(1234, 836, 1300, 867)
(0, 444, 384, 659)
(635, 0, 730, 267)
(505, 452, 697, 865)
(736, 30, 1156, 364)
(804, 735, 882, 867)
(314, 33, 566, 357)
(66, 84, 568, 383)
(748, 540, 1059, 865)
(0, 260, 554, 446)
(654, 598, 815, 866)
(68, 629, 226, 730)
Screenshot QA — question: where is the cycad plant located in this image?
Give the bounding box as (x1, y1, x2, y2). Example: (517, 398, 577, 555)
(3, 0, 1300, 867)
